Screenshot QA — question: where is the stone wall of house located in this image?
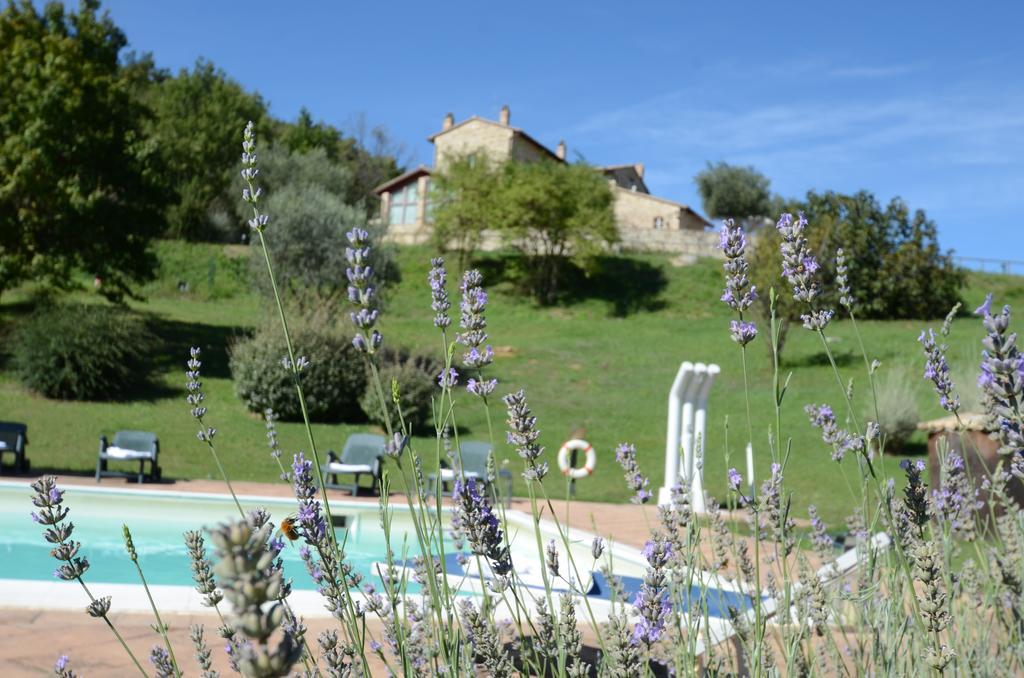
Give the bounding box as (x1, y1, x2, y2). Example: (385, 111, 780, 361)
(433, 119, 513, 169)
(381, 222, 723, 264)
(612, 185, 689, 232)
(510, 136, 551, 164)
(613, 227, 722, 263)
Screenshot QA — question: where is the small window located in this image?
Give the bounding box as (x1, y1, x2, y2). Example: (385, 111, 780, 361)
(388, 182, 420, 225)
(653, 216, 665, 230)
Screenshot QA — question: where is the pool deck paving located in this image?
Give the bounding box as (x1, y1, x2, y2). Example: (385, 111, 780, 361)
(1, 474, 812, 675)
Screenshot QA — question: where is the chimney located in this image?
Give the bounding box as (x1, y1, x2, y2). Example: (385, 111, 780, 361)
(442, 112, 454, 131)
(499, 104, 510, 126)
(634, 163, 645, 179)
(556, 140, 567, 160)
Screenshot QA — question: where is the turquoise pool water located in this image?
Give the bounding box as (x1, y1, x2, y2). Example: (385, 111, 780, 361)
(0, 483, 431, 591)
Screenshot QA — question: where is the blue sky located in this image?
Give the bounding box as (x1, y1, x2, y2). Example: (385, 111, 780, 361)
(97, 1, 1023, 261)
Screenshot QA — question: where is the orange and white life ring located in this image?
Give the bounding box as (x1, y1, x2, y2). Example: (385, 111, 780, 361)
(557, 439, 596, 479)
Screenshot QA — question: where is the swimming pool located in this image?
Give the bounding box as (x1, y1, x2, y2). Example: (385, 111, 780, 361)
(0, 480, 763, 647)
(0, 481, 630, 594)
(5, 482, 376, 590)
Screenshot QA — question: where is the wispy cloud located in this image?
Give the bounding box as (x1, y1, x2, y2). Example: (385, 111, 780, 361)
(829, 64, 923, 79)
(568, 86, 1024, 172)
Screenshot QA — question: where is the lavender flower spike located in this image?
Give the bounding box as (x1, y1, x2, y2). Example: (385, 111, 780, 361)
(452, 477, 512, 577)
(975, 294, 1024, 457)
(345, 227, 382, 355)
(777, 213, 820, 303)
(291, 452, 327, 546)
(428, 257, 452, 329)
(719, 219, 757, 312)
(53, 654, 78, 678)
(632, 537, 673, 647)
(836, 248, 854, 308)
(776, 212, 833, 331)
(919, 328, 960, 413)
(457, 269, 498, 398)
(504, 389, 548, 480)
(729, 319, 758, 346)
(615, 443, 651, 504)
(805, 404, 865, 462)
(31, 476, 89, 581)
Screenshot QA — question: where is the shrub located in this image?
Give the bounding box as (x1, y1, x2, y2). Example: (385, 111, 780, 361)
(875, 367, 921, 451)
(12, 304, 156, 400)
(245, 146, 399, 310)
(360, 348, 441, 433)
(230, 321, 366, 422)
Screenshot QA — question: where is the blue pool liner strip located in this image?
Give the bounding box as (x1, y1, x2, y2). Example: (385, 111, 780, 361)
(396, 554, 762, 619)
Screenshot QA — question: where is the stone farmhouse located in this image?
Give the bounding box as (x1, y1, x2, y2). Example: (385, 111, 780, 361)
(374, 105, 721, 261)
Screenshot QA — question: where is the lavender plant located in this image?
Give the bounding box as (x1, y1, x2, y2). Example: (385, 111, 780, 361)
(29, 122, 1024, 678)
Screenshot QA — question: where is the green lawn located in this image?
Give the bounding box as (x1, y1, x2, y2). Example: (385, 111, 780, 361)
(2, 239, 1022, 527)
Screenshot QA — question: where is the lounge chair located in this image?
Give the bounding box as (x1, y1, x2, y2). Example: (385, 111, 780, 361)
(0, 422, 29, 473)
(429, 440, 512, 503)
(323, 433, 385, 496)
(96, 430, 161, 483)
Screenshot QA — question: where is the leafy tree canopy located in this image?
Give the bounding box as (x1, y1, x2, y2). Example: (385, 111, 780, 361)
(0, 0, 164, 300)
(277, 109, 404, 213)
(432, 154, 617, 303)
(141, 58, 268, 241)
(748, 189, 965, 359)
(695, 161, 775, 226)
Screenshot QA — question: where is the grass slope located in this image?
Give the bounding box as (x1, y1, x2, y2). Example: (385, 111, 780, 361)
(2, 239, 1022, 527)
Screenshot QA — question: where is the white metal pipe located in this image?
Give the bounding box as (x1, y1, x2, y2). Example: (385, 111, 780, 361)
(680, 363, 706, 496)
(689, 363, 719, 513)
(660, 362, 694, 505)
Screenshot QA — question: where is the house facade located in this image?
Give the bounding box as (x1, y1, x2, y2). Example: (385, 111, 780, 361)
(374, 105, 720, 261)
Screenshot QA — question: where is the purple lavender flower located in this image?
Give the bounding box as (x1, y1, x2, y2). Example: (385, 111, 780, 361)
(777, 213, 833, 331)
(727, 467, 743, 492)
(919, 328, 960, 413)
(466, 377, 498, 397)
(632, 537, 672, 647)
(53, 653, 77, 678)
(974, 294, 1023, 457)
(30, 476, 89, 581)
(729, 319, 758, 346)
(504, 390, 548, 480)
(345, 228, 382, 355)
(975, 293, 993, 317)
(805, 404, 865, 462)
(777, 213, 819, 303)
(428, 257, 451, 329)
(456, 270, 497, 398)
(291, 452, 326, 546)
(149, 645, 174, 678)
(801, 309, 834, 332)
(615, 443, 651, 504)
(719, 219, 757, 312)
(452, 478, 512, 576)
(437, 367, 459, 389)
(807, 504, 834, 562)
(930, 452, 981, 541)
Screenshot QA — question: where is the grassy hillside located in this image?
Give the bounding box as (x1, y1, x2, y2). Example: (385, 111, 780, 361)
(2, 239, 1022, 527)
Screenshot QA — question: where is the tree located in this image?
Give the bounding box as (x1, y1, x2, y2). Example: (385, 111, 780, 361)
(142, 59, 267, 241)
(277, 109, 404, 213)
(433, 154, 617, 303)
(748, 190, 964, 361)
(695, 161, 775, 228)
(430, 154, 501, 263)
(0, 0, 164, 301)
(248, 146, 397, 313)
